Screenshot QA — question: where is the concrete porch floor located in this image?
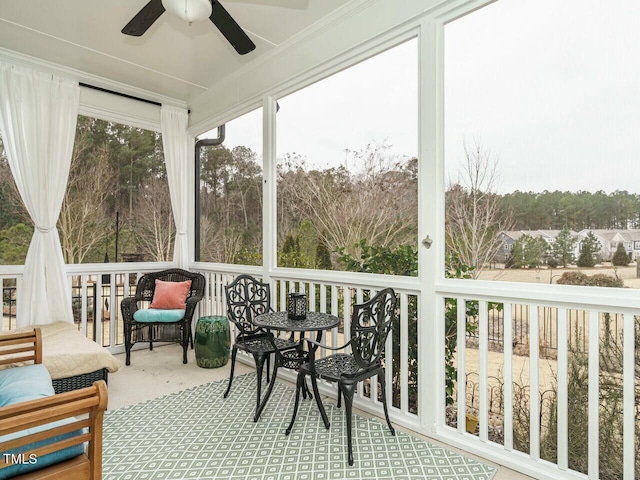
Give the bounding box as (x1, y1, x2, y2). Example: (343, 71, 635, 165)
(109, 344, 532, 480)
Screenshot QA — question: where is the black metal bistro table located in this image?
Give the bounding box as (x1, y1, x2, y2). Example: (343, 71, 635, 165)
(252, 311, 340, 421)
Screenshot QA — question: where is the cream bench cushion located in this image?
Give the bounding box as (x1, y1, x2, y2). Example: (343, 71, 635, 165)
(2, 322, 121, 380)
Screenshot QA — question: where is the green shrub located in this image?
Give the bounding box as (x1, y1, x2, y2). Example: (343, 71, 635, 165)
(612, 243, 630, 266)
(315, 238, 332, 270)
(576, 232, 601, 267)
(337, 240, 419, 410)
(546, 257, 560, 268)
(337, 241, 480, 409)
(0, 223, 33, 265)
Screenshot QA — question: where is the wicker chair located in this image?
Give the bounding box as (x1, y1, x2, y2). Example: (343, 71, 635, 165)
(223, 274, 298, 419)
(121, 268, 206, 365)
(285, 288, 397, 466)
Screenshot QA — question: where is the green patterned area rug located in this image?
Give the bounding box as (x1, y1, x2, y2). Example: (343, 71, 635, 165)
(103, 374, 496, 480)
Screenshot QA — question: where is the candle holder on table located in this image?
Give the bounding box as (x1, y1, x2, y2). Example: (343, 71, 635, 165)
(287, 292, 307, 320)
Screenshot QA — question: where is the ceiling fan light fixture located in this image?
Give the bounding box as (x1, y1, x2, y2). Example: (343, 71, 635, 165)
(161, 0, 212, 23)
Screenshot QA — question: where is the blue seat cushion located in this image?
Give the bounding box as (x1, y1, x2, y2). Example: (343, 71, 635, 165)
(133, 308, 186, 323)
(0, 418, 85, 479)
(0, 364, 54, 408)
(0, 364, 85, 479)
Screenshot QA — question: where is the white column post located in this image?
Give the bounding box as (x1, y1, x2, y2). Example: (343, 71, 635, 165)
(419, 17, 441, 432)
(263, 97, 278, 292)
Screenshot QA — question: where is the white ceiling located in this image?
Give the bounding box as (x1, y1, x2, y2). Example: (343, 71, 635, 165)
(0, 0, 349, 105)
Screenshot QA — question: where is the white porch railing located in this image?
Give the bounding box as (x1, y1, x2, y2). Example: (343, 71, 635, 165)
(195, 263, 422, 433)
(65, 262, 173, 353)
(199, 265, 638, 480)
(2, 262, 637, 479)
(435, 281, 639, 480)
(0, 262, 172, 355)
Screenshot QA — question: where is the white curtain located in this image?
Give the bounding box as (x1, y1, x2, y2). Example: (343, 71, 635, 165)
(161, 105, 191, 269)
(0, 63, 79, 327)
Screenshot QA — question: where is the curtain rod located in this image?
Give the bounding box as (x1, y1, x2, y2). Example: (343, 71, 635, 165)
(79, 82, 162, 108)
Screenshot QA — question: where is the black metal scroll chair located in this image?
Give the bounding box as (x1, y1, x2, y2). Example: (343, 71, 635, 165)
(121, 268, 206, 365)
(285, 288, 397, 466)
(223, 274, 298, 419)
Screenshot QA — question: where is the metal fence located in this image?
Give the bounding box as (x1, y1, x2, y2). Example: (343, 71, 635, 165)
(2, 286, 16, 330)
(3, 277, 134, 347)
(465, 303, 625, 357)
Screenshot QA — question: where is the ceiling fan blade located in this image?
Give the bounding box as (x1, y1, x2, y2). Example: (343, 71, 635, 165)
(210, 1, 256, 55)
(122, 0, 166, 37)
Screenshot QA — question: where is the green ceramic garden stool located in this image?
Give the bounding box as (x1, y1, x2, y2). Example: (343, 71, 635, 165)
(195, 315, 230, 368)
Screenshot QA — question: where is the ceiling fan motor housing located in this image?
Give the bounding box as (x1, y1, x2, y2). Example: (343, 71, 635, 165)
(162, 0, 212, 23)
(122, 0, 256, 55)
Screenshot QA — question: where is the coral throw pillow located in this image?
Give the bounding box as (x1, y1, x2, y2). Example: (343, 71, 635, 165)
(150, 279, 192, 310)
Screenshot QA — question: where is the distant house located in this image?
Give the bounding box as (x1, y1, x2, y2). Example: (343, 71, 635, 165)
(496, 229, 581, 264)
(577, 229, 640, 261)
(628, 231, 640, 260)
(497, 229, 640, 265)
(496, 231, 521, 263)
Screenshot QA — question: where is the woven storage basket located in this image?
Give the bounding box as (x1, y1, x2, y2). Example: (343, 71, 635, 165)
(52, 368, 108, 394)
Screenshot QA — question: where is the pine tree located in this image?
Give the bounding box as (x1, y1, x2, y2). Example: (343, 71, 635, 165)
(315, 237, 332, 270)
(612, 242, 630, 266)
(508, 234, 548, 268)
(279, 233, 315, 268)
(577, 232, 601, 267)
(552, 226, 577, 266)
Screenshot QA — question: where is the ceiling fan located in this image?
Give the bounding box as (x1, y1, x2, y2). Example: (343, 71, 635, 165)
(122, 0, 256, 55)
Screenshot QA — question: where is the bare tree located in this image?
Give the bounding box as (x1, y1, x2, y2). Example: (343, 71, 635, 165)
(281, 143, 418, 256)
(199, 215, 221, 262)
(199, 214, 246, 264)
(4, 127, 117, 264)
(446, 140, 513, 277)
(58, 142, 117, 264)
(133, 176, 175, 261)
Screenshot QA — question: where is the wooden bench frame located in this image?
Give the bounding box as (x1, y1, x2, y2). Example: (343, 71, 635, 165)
(0, 328, 108, 480)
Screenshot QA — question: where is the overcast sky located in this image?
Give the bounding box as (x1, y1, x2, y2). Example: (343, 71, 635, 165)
(213, 0, 640, 195)
(212, 38, 418, 171)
